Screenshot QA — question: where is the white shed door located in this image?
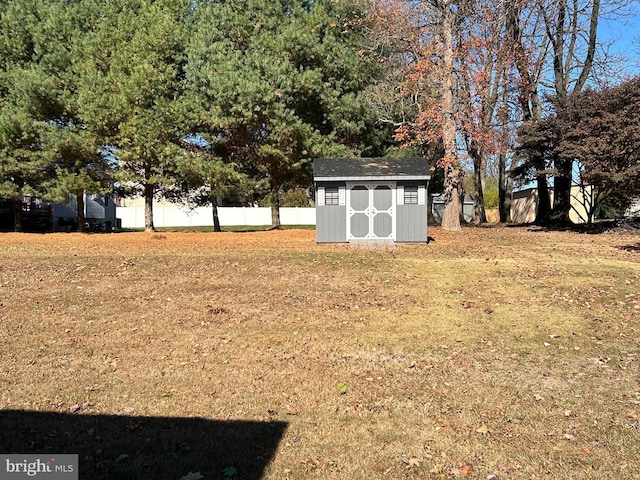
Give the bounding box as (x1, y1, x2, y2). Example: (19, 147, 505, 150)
(347, 184, 395, 240)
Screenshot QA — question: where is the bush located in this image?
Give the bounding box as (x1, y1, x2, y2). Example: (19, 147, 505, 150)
(483, 177, 499, 209)
(462, 175, 499, 209)
(595, 194, 633, 220)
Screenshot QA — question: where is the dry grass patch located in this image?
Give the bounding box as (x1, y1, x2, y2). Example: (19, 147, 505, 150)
(0, 227, 639, 479)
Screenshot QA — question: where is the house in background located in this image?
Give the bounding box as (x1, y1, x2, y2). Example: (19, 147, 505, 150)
(0, 197, 53, 231)
(511, 185, 594, 224)
(0, 193, 117, 232)
(625, 198, 640, 217)
(313, 157, 431, 244)
(54, 193, 118, 231)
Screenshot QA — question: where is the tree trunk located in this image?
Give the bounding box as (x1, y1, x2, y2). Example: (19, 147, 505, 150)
(472, 150, 487, 224)
(13, 198, 23, 232)
(76, 191, 86, 233)
(498, 150, 513, 223)
(270, 191, 281, 230)
(442, 166, 462, 231)
(210, 190, 221, 232)
(498, 97, 512, 223)
(459, 183, 467, 224)
(439, 0, 461, 231)
(552, 157, 573, 224)
(144, 182, 155, 232)
(536, 172, 552, 224)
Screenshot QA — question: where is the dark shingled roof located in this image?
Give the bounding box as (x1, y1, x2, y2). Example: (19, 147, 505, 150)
(313, 157, 430, 180)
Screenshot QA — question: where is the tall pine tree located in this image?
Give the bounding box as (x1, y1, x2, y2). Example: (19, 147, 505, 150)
(76, 0, 190, 231)
(187, 0, 386, 228)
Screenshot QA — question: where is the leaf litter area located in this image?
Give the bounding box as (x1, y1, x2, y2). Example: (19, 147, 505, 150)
(0, 226, 639, 480)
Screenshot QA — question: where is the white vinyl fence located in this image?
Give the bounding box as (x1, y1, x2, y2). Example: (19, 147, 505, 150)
(116, 206, 316, 229)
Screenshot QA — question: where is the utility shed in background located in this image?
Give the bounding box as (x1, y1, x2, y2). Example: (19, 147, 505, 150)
(313, 157, 431, 244)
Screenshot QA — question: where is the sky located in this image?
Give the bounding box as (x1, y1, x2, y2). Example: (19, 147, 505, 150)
(599, 6, 640, 78)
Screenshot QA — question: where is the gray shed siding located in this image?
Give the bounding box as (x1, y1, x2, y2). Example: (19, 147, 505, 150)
(316, 205, 347, 243)
(316, 182, 346, 243)
(396, 204, 427, 242)
(396, 181, 428, 242)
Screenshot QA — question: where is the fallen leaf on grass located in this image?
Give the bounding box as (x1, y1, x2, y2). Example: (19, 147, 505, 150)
(299, 458, 319, 470)
(285, 405, 299, 415)
(578, 448, 592, 456)
(498, 463, 518, 473)
(400, 455, 420, 468)
(208, 306, 229, 315)
(451, 461, 473, 476)
(476, 424, 490, 434)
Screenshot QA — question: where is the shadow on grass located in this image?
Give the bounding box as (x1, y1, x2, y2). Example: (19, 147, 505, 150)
(618, 242, 640, 252)
(0, 410, 287, 480)
(501, 218, 640, 235)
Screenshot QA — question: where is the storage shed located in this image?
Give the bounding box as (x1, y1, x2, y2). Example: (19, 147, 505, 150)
(313, 157, 431, 244)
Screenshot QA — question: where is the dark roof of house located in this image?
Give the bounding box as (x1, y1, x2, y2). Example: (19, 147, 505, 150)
(313, 157, 430, 181)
